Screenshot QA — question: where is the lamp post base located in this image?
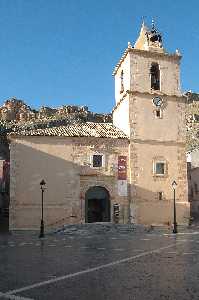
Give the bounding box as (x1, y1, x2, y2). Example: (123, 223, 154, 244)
(173, 223, 178, 234)
(39, 220, 45, 238)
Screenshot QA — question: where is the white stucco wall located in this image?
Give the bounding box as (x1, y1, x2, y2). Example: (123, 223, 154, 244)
(113, 98, 130, 137)
(114, 54, 130, 104)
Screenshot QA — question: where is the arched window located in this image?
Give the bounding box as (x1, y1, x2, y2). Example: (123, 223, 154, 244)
(150, 63, 160, 90)
(120, 70, 124, 93)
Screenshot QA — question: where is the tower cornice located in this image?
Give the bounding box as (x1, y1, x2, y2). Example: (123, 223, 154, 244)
(112, 46, 181, 76)
(112, 90, 185, 113)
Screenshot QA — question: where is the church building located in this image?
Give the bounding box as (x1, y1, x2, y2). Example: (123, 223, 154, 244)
(8, 22, 190, 230)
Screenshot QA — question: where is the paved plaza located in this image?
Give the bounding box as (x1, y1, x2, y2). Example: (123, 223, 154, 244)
(1, 225, 199, 299)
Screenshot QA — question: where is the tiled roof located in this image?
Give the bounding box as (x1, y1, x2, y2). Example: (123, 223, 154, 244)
(9, 122, 128, 139)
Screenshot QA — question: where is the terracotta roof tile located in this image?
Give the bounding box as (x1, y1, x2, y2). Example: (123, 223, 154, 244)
(9, 122, 128, 139)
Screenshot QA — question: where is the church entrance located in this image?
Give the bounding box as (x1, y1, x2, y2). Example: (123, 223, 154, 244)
(85, 186, 110, 223)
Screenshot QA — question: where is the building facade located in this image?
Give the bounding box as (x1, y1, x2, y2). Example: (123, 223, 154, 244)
(9, 23, 190, 229)
(9, 124, 130, 229)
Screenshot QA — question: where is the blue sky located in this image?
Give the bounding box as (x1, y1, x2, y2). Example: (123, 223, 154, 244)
(0, 0, 198, 113)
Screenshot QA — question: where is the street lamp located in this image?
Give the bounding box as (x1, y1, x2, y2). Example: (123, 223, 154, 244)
(39, 179, 46, 238)
(172, 180, 177, 234)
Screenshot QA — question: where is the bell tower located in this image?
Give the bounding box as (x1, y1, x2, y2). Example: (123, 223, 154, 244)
(113, 22, 189, 225)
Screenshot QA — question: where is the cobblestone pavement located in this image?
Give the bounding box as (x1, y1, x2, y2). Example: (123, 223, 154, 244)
(1, 224, 199, 299)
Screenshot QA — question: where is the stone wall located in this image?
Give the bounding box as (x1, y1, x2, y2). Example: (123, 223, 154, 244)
(129, 51, 181, 96)
(128, 92, 189, 225)
(113, 37, 189, 225)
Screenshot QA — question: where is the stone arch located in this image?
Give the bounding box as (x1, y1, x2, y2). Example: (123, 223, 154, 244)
(85, 186, 110, 223)
(80, 180, 114, 200)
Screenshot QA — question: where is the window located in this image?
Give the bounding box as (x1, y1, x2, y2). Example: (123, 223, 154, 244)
(156, 110, 160, 118)
(158, 192, 163, 201)
(153, 161, 166, 176)
(150, 63, 160, 90)
(155, 162, 165, 175)
(154, 109, 162, 118)
(120, 70, 124, 93)
(92, 154, 103, 168)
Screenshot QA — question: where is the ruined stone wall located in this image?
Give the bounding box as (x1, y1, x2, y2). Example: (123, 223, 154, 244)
(9, 136, 129, 229)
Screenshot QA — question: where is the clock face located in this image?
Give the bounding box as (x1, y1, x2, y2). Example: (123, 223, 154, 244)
(153, 96, 163, 107)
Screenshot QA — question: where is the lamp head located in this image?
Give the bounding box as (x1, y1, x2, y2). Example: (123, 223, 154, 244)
(172, 180, 177, 190)
(40, 179, 46, 187)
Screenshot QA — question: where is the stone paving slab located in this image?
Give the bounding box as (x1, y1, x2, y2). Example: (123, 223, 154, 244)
(2, 222, 199, 241)
(53, 222, 199, 236)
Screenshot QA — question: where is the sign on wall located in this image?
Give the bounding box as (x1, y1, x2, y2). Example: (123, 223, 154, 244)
(118, 180, 127, 196)
(118, 156, 127, 180)
(118, 156, 127, 196)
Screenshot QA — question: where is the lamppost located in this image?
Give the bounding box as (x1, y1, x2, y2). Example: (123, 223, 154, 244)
(172, 180, 177, 234)
(39, 179, 46, 238)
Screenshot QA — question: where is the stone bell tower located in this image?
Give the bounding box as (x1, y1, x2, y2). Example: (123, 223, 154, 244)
(113, 22, 190, 225)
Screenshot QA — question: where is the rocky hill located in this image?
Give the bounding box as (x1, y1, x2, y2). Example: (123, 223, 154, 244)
(0, 98, 112, 135)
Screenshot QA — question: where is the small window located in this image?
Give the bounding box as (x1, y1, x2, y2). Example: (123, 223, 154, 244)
(92, 154, 103, 168)
(158, 192, 163, 200)
(154, 162, 165, 175)
(120, 70, 124, 93)
(155, 109, 162, 118)
(150, 63, 160, 90)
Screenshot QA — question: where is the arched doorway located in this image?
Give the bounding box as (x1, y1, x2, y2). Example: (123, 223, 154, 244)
(85, 186, 110, 223)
